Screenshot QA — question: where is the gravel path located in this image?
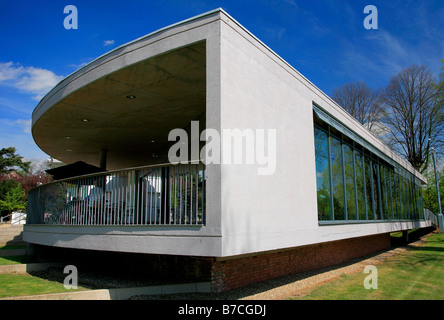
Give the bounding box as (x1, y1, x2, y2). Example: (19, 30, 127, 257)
(133, 232, 433, 300)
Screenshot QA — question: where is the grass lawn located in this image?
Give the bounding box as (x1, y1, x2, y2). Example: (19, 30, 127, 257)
(0, 256, 32, 265)
(0, 273, 86, 298)
(0, 248, 88, 298)
(0, 245, 27, 250)
(291, 232, 444, 300)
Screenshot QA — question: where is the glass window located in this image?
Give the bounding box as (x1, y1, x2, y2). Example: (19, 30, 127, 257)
(379, 165, 387, 220)
(354, 151, 366, 220)
(413, 184, 419, 220)
(386, 167, 393, 220)
(390, 169, 397, 220)
(314, 127, 332, 221)
(405, 179, 413, 219)
(399, 175, 404, 219)
(399, 175, 405, 219)
(313, 109, 424, 224)
(418, 185, 424, 219)
(373, 162, 382, 220)
(403, 177, 409, 219)
(343, 143, 357, 220)
(364, 156, 374, 220)
(395, 173, 401, 219)
(330, 136, 345, 221)
(414, 184, 418, 219)
(409, 180, 414, 219)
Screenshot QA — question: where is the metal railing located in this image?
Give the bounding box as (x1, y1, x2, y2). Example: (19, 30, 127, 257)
(27, 162, 206, 226)
(424, 208, 438, 227)
(0, 211, 27, 225)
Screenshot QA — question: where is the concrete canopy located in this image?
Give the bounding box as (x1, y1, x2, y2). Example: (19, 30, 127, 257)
(32, 41, 206, 170)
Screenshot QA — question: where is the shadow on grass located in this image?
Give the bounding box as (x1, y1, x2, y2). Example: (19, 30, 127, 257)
(0, 255, 33, 265)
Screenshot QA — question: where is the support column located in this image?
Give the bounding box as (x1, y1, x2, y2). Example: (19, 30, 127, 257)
(99, 149, 107, 170)
(438, 214, 444, 233)
(402, 230, 409, 243)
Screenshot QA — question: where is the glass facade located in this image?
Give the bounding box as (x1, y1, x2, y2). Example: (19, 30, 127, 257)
(314, 128, 332, 220)
(314, 116, 424, 224)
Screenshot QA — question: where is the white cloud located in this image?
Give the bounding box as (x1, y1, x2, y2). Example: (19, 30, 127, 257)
(104, 40, 115, 46)
(0, 62, 23, 81)
(15, 119, 32, 133)
(334, 29, 415, 87)
(0, 62, 63, 100)
(0, 117, 48, 161)
(0, 118, 31, 133)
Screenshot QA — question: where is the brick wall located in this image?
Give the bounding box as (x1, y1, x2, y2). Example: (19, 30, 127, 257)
(30, 233, 391, 293)
(210, 233, 391, 292)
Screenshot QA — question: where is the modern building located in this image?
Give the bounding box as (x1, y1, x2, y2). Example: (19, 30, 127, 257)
(24, 8, 434, 292)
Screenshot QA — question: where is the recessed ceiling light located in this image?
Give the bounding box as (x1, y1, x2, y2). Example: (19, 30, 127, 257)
(82, 118, 89, 122)
(65, 136, 71, 140)
(150, 139, 156, 143)
(126, 95, 136, 99)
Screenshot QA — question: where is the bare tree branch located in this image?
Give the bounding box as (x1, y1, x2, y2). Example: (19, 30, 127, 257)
(332, 81, 385, 134)
(381, 65, 443, 173)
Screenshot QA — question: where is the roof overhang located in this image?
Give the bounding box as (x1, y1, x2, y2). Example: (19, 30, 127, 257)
(31, 9, 223, 170)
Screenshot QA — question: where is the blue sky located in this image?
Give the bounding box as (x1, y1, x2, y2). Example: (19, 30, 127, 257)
(0, 0, 443, 162)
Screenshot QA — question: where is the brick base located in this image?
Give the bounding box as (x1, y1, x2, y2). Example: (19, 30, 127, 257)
(31, 233, 391, 293)
(210, 233, 391, 292)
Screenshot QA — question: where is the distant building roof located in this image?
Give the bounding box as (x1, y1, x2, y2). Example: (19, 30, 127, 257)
(45, 161, 105, 180)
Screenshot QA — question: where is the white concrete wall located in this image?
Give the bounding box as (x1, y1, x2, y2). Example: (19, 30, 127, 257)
(217, 11, 429, 257)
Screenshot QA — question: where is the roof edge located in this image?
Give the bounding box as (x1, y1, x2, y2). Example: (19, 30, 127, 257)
(33, 8, 225, 119)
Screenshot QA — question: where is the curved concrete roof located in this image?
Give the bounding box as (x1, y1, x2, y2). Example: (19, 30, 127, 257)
(32, 10, 218, 170)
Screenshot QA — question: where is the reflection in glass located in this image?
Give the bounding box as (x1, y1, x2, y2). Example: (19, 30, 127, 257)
(373, 162, 381, 220)
(364, 157, 374, 220)
(399, 175, 405, 219)
(380, 165, 387, 220)
(314, 127, 331, 221)
(343, 143, 356, 220)
(330, 136, 345, 220)
(390, 169, 397, 220)
(354, 151, 366, 220)
(313, 113, 424, 224)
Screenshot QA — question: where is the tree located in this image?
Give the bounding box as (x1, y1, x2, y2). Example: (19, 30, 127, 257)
(381, 65, 443, 174)
(0, 147, 30, 174)
(332, 81, 385, 134)
(422, 161, 444, 214)
(437, 59, 444, 108)
(0, 179, 26, 217)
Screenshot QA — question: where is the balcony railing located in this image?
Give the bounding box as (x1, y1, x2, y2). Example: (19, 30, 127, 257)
(424, 208, 438, 227)
(27, 162, 206, 226)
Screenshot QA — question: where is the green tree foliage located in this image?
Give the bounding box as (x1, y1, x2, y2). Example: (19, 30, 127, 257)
(423, 164, 444, 214)
(0, 147, 30, 174)
(0, 179, 26, 217)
